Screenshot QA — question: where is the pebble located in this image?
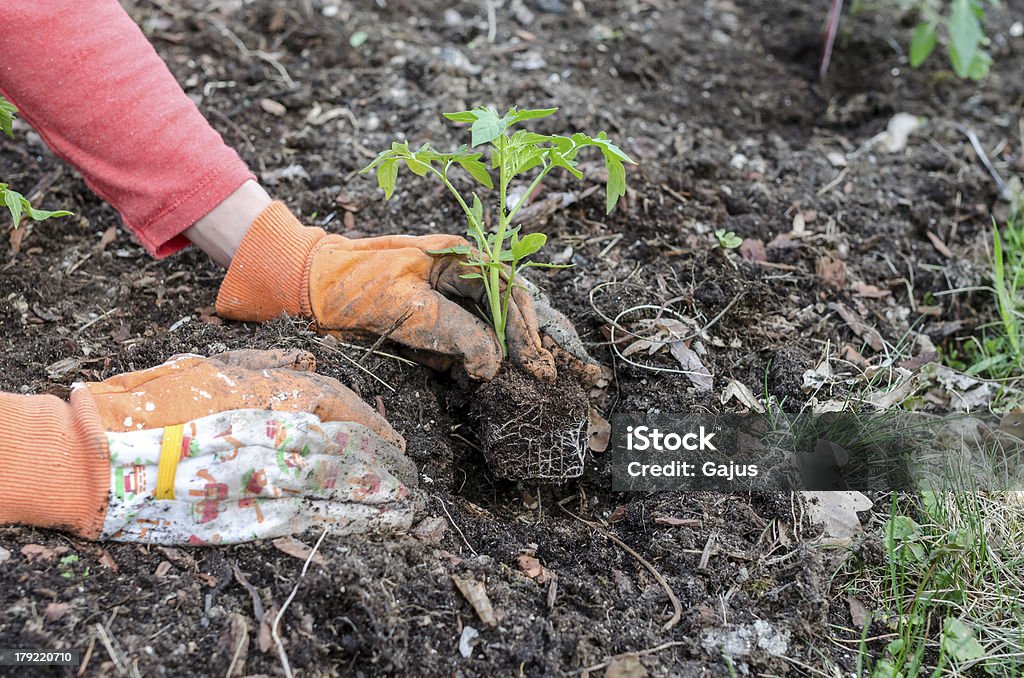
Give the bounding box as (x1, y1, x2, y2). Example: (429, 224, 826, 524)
(536, 0, 566, 14)
(1011, 22, 1023, 38)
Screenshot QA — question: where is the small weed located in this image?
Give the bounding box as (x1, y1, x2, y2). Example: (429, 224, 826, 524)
(714, 229, 742, 250)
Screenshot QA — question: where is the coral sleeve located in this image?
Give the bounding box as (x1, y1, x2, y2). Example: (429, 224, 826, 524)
(0, 1, 255, 258)
(0, 391, 110, 540)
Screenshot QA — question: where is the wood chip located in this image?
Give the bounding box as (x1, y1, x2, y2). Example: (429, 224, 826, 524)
(516, 554, 553, 584)
(654, 516, 701, 528)
(272, 536, 327, 567)
(154, 560, 173, 578)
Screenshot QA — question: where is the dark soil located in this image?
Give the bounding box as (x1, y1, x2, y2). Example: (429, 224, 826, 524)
(2, 0, 1022, 675)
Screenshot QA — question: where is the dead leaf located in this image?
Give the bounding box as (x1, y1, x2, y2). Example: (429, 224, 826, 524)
(412, 516, 448, 543)
(816, 255, 847, 289)
(926, 231, 952, 258)
(156, 546, 195, 569)
(830, 302, 884, 352)
(219, 612, 249, 676)
(95, 226, 117, 252)
(46, 356, 84, 381)
(606, 653, 648, 678)
(97, 549, 118, 572)
(516, 554, 554, 584)
(854, 283, 891, 299)
(20, 544, 68, 562)
(588, 408, 611, 452)
(719, 379, 765, 413)
(607, 505, 628, 524)
(739, 238, 767, 262)
(258, 604, 279, 653)
(0, 546, 10, 565)
(848, 595, 870, 628)
(272, 536, 327, 567)
(654, 516, 701, 528)
(802, 490, 873, 542)
(44, 602, 69, 622)
(452, 576, 497, 627)
(155, 560, 173, 578)
(669, 342, 713, 391)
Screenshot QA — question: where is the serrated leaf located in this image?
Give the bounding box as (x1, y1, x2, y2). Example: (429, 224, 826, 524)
(949, 0, 983, 78)
(509, 107, 558, 124)
(427, 245, 473, 256)
(457, 154, 493, 188)
(23, 203, 72, 222)
(0, 97, 16, 139)
(377, 159, 398, 199)
(511, 232, 547, 260)
(965, 49, 992, 79)
(360, 148, 400, 173)
(604, 157, 626, 213)
(550, 150, 583, 179)
(470, 194, 484, 227)
(443, 110, 477, 123)
(470, 108, 506, 147)
(909, 23, 938, 67)
(4, 189, 24, 228)
(405, 157, 431, 176)
(941, 618, 987, 664)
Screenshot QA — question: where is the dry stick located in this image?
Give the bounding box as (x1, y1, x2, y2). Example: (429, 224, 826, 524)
(559, 505, 682, 632)
(77, 635, 96, 677)
(579, 640, 686, 674)
(94, 622, 127, 676)
(225, 625, 247, 678)
(272, 526, 331, 678)
(312, 337, 397, 392)
(358, 308, 412, 366)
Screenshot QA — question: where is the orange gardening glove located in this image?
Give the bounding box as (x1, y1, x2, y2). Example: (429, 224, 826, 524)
(215, 202, 557, 382)
(0, 349, 406, 540)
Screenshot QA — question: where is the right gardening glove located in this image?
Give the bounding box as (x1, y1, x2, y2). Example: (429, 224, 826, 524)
(215, 202, 601, 384)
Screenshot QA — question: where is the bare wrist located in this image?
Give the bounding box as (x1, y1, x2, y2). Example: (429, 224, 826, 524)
(185, 180, 272, 266)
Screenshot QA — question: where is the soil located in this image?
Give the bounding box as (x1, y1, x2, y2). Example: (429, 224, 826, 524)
(1, 0, 1022, 675)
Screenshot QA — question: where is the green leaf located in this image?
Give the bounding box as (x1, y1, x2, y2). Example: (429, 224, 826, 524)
(457, 154, 494, 188)
(909, 23, 938, 67)
(550, 150, 584, 179)
(470, 194, 484, 227)
(470, 108, 506, 147)
(459, 272, 485, 280)
(427, 245, 472, 256)
(23, 203, 72, 222)
(965, 49, 992, 79)
(377, 159, 399, 199)
(0, 96, 16, 139)
(4, 189, 24, 228)
(508, 107, 558, 124)
(941, 618, 987, 665)
(349, 31, 368, 47)
(405, 157, 430, 176)
(443, 110, 477, 123)
(511, 232, 547, 260)
(948, 0, 983, 78)
(605, 156, 626, 213)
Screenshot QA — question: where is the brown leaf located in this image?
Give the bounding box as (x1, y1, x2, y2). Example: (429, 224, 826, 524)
(272, 536, 327, 567)
(516, 554, 553, 584)
(196, 305, 223, 326)
(654, 516, 701, 528)
(44, 602, 69, 622)
(854, 282, 891, 299)
(848, 595, 870, 628)
(669, 342, 713, 391)
(155, 560, 173, 578)
(95, 226, 117, 252)
(898, 351, 938, 371)
(412, 516, 448, 543)
(452, 576, 497, 627)
(219, 612, 250, 676)
(739, 238, 767, 262)
(607, 505, 628, 524)
(926, 231, 952, 258)
(606, 653, 648, 678)
(98, 549, 118, 572)
(156, 546, 195, 569)
(816, 255, 847, 289)
(20, 544, 68, 562)
(830, 302, 884, 352)
(258, 604, 279, 653)
(587, 408, 611, 452)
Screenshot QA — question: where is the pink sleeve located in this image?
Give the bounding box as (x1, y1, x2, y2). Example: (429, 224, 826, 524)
(0, 1, 255, 258)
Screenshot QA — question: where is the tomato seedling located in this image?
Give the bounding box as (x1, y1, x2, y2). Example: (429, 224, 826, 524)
(1, 95, 73, 228)
(361, 106, 633, 357)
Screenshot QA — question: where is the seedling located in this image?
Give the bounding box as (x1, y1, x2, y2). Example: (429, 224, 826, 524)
(361, 106, 634, 357)
(714, 229, 742, 250)
(1, 95, 73, 228)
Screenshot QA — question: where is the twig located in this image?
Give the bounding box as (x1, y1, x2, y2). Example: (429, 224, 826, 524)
(358, 308, 412, 366)
(959, 125, 1013, 200)
(232, 564, 266, 622)
(77, 635, 96, 677)
(204, 16, 296, 88)
(225, 622, 247, 678)
(313, 337, 397, 392)
(579, 641, 686, 674)
(816, 167, 849, 197)
(78, 307, 119, 332)
(94, 622, 127, 676)
(484, 0, 497, 43)
(433, 495, 478, 556)
(559, 504, 682, 631)
(272, 526, 330, 678)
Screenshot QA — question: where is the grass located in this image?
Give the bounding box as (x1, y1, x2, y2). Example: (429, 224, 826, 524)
(834, 490, 1024, 676)
(946, 209, 1024, 382)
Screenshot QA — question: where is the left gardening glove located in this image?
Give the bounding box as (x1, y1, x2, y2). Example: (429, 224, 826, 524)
(215, 202, 565, 381)
(0, 349, 419, 544)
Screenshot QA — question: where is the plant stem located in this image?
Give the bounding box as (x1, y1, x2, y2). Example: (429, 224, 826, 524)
(491, 135, 509, 356)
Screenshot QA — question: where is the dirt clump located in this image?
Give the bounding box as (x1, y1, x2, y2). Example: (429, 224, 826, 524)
(473, 367, 588, 480)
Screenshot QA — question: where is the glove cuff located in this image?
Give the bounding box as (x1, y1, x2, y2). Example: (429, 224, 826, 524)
(215, 201, 326, 321)
(0, 390, 110, 539)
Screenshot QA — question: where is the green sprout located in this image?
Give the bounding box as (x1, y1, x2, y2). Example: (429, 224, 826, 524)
(361, 106, 634, 357)
(714, 229, 742, 250)
(1, 95, 73, 229)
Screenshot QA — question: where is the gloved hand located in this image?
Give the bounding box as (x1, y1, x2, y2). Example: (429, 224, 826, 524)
(0, 349, 419, 544)
(215, 202, 597, 382)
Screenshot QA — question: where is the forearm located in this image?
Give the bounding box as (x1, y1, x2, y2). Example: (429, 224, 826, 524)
(0, 1, 255, 258)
